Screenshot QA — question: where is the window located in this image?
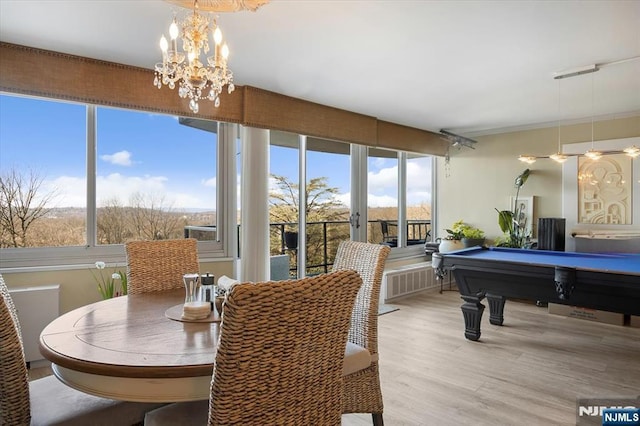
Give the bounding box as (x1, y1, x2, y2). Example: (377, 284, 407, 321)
(366, 149, 432, 249)
(268, 134, 351, 278)
(95, 107, 218, 244)
(0, 94, 223, 269)
(267, 131, 434, 278)
(305, 139, 350, 275)
(0, 95, 86, 248)
(268, 135, 300, 262)
(368, 148, 399, 246)
(406, 154, 433, 244)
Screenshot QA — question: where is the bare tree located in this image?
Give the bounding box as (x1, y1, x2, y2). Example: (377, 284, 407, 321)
(0, 168, 57, 248)
(128, 192, 184, 240)
(97, 197, 131, 244)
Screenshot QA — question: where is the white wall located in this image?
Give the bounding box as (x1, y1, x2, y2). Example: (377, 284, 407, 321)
(436, 116, 640, 245)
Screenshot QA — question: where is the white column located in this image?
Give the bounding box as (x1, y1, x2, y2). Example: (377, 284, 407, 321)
(239, 126, 270, 282)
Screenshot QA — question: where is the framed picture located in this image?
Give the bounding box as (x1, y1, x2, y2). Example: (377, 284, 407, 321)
(510, 196, 534, 237)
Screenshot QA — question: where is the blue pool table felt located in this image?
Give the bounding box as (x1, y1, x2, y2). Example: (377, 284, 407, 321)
(448, 247, 640, 275)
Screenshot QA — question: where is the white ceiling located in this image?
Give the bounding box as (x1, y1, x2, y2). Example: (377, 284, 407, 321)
(1, 0, 639, 137)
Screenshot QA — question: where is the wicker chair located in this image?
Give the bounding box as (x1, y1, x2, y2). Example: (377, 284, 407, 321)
(0, 274, 165, 426)
(331, 240, 391, 426)
(144, 269, 363, 426)
(125, 238, 200, 294)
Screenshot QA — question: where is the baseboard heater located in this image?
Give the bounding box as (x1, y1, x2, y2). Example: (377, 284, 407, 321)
(383, 263, 437, 301)
(8, 285, 60, 363)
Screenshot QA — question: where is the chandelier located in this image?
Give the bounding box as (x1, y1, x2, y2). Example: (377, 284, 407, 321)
(518, 56, 640, 164)
(154, 0, 268, 113)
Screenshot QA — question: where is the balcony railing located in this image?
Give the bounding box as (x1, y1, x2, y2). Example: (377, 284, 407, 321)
(185, 219, 431, 277)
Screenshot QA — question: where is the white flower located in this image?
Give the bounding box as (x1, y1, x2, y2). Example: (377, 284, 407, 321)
(111, 273, 121, 280)
(95, 261, 106, 269)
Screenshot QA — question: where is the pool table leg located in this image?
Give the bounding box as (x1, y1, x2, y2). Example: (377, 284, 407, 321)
(460, 294, 485, 341)
(486, 294, 506, 326)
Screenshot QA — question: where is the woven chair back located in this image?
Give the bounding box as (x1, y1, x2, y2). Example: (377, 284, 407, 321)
(0, 274, 31, 425)
(125, 238, 200, 294)
(331, 240, 390, 351)
(210, 269, 362, 425)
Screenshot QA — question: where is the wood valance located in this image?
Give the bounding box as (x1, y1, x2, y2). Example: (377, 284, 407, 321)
(0, 42, 447, 156)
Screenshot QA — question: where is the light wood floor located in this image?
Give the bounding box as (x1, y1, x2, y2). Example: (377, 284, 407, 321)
(30, 289, 640, 425)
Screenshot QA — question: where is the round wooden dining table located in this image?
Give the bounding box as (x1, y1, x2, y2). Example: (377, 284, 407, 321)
(39, 289, 218, 402)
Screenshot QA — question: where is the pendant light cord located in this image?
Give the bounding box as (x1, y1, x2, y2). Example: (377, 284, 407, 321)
(557, 79, 561, 153)
(591, 73, 594, 149)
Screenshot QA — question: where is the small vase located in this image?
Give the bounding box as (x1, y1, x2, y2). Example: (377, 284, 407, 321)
(462, 237, 485, 248)
(439, 239, 465, 253)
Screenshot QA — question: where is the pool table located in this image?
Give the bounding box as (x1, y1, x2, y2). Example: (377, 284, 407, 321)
(433, 247, 640, 341)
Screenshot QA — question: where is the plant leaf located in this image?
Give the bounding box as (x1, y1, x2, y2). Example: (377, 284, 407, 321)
(515, 168, 530, 188)
(497, 210, 514, 233)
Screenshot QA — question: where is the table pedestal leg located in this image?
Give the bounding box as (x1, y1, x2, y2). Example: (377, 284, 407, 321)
(460, 295, 485, 341)
(486, 294, 506, 326)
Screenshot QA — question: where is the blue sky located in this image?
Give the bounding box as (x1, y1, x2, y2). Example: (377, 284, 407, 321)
(0, 94, 431, 210)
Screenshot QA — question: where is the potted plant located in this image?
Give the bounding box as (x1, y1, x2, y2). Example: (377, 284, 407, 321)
(461, 225, 485, 248)
(439, 220, 466, 253)
(495, 169, 532, 248)
(90, 261, 127, 299)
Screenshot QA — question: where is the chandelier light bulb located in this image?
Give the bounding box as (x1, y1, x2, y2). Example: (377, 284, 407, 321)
(550, 153, 568, 164)
(159, 35, 168, 53)
(222, 43, 229, 60)
(584, 149, 602, 161)
(624, 145, 640, 158)
(214, 26, 223, 45)
(518, 155, 537, 164)
(169, 20, 179, 40)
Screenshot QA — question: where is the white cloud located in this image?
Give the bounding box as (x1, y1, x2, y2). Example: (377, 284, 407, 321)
(97, 173, 215, 210)
(407, 159, 432, 204)
(407, 158, 432, 192)
(367, 193, 397, 208)
(371, 157, 389, 169)
(43, 176, 86, 208)
(407, 190, 431, 205)
(335, 192, 351, 208)
(100, 150, 133, 166)
(364, 157, 432, 206)
(368, 166, 398, 190)
(268, 175, 281, 194)
(168, 191, 215, 210)
(202, 177, 216, 188)
(40, 158, 431, 211)
(97, 173, 167, 202)
(43, 173, 216, 210)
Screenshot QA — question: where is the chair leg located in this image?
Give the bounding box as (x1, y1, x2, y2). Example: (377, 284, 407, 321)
(372, 413, 384, 426)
